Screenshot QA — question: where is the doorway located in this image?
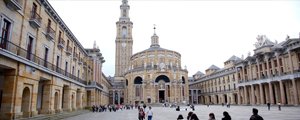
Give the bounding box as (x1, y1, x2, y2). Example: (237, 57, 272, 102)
(159, 90, 165, 103)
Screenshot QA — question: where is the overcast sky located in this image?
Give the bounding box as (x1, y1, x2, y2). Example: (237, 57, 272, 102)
(49, 0, 300, 77)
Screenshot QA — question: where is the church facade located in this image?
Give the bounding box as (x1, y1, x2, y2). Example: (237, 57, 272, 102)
(113, 0, 189, 105)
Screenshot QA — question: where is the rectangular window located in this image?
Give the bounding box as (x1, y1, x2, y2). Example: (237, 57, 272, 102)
(65, 61, 68, 74)
(44, 47, 49, 67)
(77, 70, 80, 78)
(0, 19, 11, 49)
(56, 56, 60, 67)
(47, 19, 51, 28)
(72, 66, 75, 75)
(26, 36, 34, 60)
(31, 3, 37, 18)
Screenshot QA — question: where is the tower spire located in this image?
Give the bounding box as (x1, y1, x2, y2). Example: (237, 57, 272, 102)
(153, 24, 156, 34)
(120, 0, 130, 21)
(151, 25, 160, 48)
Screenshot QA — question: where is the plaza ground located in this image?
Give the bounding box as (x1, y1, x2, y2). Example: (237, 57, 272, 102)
(65, 105, 300, 120)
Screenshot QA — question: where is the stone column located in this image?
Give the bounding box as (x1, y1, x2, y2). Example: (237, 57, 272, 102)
(248, 63, 253, 80)
(241, 66, 245, 81)
(41, 84, 53, 114)
(118, 91, 121, 105)
(63, 87, 72, 111)
(237, 88, 241, 104)
(265, 57, 271, 78)
(269, 83, 274, 104)
(256, 59, 261, 79)
(196, 89, 199, 104)
(271, 58, 276, 76)
(292, 79, 299, 105)
(279, 81, 286, 104)
(276, 54, 282, 75)
(288, 51, 294, 73)
(113, 90, 115, 105)
(259, 84, 265, 105)
(251, 85, 255, 105)
(244, 86, 248, 104)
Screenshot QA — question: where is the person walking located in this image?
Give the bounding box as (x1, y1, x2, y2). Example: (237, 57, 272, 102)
(250, 108, 264, 120)
(138, 108, 145, 120)
(278, 102, 281, 111)
(267, 103, 270, 111)
(208, 113, 216, 120)
(146, 106, 153, 120)
(222, 111, 231, 120)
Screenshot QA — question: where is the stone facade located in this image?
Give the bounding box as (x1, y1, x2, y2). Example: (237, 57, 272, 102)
(0, 0, 111, 119)
(189, 35, 300, 106)
(113, 0, 189, 105)
(123, 34, 189, 104)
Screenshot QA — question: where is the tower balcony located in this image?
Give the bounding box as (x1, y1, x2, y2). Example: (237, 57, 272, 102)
(4, 0, 22, 11)
(29, 11, 42, 28)
(73, 53, 78, 61)
(45, 26, 55, 40)
(78, 58, 83, 65)
(65, 46, 72, 56)
(57, 38, 65, 49)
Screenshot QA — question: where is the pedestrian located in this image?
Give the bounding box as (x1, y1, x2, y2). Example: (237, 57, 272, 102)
(177, 114, 184, 120)
(222, 111, 231, 120)
(146, 106, 153, 120)
(250, 108, 264, 120)
(267, 103, 270, 111)
(278, 102, 281, 111)
(187, 111, 193, 120)
(190, 113, 199, 120)
(138, 108, 145, 120)
(208, 113, 216, 120)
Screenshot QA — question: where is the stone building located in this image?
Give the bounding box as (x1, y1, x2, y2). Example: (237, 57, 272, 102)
(0, 0, 110, 119)
(236, 35, 300, 106)
(189, 35, 300, 106)
(113, 0, 189, 105)
(189, 56, 241, 105)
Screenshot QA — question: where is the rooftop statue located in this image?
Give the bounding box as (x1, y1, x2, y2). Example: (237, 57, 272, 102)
(254, 35, 274, 48)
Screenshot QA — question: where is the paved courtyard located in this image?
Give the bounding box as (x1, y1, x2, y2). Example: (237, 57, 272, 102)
(66, 105, 300, 120)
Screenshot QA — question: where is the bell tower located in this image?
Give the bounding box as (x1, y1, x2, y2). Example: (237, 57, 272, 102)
(115, 0, 133, 77)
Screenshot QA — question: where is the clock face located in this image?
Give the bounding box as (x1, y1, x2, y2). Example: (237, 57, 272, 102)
(122, 42, 126, 47)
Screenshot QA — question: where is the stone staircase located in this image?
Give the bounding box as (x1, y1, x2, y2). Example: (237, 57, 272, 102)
(17, 110, 90, 120)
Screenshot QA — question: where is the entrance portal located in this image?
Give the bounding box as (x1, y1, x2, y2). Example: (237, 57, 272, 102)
(159, 90, 165, 103)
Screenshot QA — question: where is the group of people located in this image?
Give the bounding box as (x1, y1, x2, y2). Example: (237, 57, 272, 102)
(177, 108, 264, 120)
(138, 105, 153, 120)
(92, 104, 135, 112)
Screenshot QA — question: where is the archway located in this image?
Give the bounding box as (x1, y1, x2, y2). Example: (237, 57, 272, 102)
(54, 92, 59, 111)
(21, 87, 31, 117)
(224, 94, 228, 103)
(182, 76, 185, 84)
(134, 77, 143, 84)
(155, 75, 170, 83)
(134, 76, 143, 103)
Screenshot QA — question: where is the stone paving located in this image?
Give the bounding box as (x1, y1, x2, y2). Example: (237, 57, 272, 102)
(65, 105, 300, 120)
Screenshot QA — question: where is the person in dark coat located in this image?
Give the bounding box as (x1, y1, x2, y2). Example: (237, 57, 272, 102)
(267, 103, 270, 111)
(222, 111, 231, 120)
(190, 113, 199, 120)
(187, 111, 193, 120)
(250, 108, 264, 120)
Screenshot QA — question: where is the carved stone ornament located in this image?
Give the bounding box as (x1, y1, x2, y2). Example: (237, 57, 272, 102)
(254, 35, 274, 48)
